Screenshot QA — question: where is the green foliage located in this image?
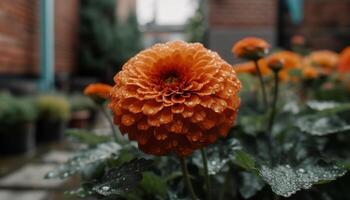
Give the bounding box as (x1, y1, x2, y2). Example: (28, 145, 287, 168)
(0, 93, 37, 126)
(93, 159, 153, 196)
(234, 150, 256, 171)
(297, 101, 350, 136)
(45, 142, 121, 179)
(79, 0, 118, 77)
(65, 129, 111, 146)
(186, 0, 206, 43)
(258, 162, 346, 197)
(79, 0, 142, 79)
(68, 94, 95, 112)
(139, 172, 167, 197)
(36, 95, 71, 121)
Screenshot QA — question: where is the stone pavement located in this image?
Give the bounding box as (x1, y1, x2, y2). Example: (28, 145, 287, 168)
(0, 111, 112, 200)
(0, 149, 78, 200)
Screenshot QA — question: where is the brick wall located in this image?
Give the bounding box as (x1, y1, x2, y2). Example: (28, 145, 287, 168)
(209, 0, 277, 27)
(0, 0, 38, 74)
(0, 0, 79, 76)
(54, 0, 79, 74)
(208, 0, 278, 63)
(279, 0, 350, 51)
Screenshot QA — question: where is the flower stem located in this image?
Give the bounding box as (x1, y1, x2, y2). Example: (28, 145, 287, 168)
(98, 105, 122, 144)
(179, 157, 198, 200)
(268, 71, 280, 132)
(200, 148, 211, 200)
(219, 165, 231, 200)
(254, 60, 268, 109)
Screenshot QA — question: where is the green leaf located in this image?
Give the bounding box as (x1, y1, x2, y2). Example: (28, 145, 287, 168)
(139, 172, 167, 197)
(239, 172, 265, 199)
(258, 162, 347, 197)
(64, 187, 93, 198)
(234, 150, 256, 171)
(45, 142, 121, 179)
(92, 158, 153, 196)
(297, 115, 350, 136)
(297, 101, 350, 136)
(193, 139, 242, 175)
(306, 101, 341, 111)
(65, 129, 111, 146)
(238, 114, 269, 135)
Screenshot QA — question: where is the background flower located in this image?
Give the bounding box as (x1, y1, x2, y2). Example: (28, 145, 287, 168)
(338, 46, 350, 73)
(84, 83, 112, 101)
(304, 50, 339, 75)
(110, 41, 241, 156)
(234, 59, 271, 76)
(232, 37, 270, 60)
(267, 50, 302, 81)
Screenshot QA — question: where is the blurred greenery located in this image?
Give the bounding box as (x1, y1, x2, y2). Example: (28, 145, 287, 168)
(36, 95, 71, 121)
(0, 93, 37, 126)
(186, 0, 206, 44)
(78, 0, 142, 81)
(68, 93, 96, 112)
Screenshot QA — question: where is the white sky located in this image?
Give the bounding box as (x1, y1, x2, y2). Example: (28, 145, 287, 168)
(136, 0, 198, 25)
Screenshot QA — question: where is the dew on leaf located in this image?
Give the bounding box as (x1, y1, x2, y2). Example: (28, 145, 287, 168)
(259, 164, 346, 197)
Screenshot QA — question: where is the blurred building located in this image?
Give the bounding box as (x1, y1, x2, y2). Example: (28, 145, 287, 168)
(208, 0, 350, 63)
(279, 0, 350, 51)
(208, 0, 277, 63)
(0, 0, 79, 77)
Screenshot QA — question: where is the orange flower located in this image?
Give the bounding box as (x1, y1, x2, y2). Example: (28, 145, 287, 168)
(303, 66, 318, 79)
(338, 46, 350, 73)
(268, 51, 301, 70)
(267, 51, 302, 81)
(291, 35, 305, 46)
(84, 83, 112, 100)
(232, 37, 270, 60)
(306, 50, 339, 75)
(110, 41, 241, 156)
(234, 59, 271, 76)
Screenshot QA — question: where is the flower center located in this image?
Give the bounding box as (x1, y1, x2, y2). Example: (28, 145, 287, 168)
(162, 70, 181, 85)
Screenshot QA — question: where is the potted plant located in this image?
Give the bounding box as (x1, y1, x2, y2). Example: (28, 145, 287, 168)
(35, 95, 70, 143)
(68, 94, 97, 129)
(0, 93, 37, 155)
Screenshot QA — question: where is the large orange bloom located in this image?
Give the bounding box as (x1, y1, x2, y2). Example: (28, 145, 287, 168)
(84, 83, 112, 100)
(232, 37, 270, 60)
(110, 41, 241, 156)
(338, 46, 350, 73)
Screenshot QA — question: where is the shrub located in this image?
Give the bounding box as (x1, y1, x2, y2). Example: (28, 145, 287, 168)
(68, 94, 96, 112)
(36, 95, 71, 121)
(0, 93, 37, 126)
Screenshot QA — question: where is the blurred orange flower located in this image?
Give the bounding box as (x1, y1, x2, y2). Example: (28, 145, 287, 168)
(291, 35, 305, 46)
(234, 59, 271, 76)
(267, 51, 302, 81)
(306, 50, 339, 75)
(110, 41, 241, 157)
(303, 66, 318, 79)
(268, 51, 301, 70)
(338, 46, 350, 73)
(84, 83, 112, 100)
(232, 37, 270, 60)
(235, 51, 302, 82)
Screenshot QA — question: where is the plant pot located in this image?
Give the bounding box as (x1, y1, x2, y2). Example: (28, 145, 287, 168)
(69, 109, 92, 129)
(0, 122, 36, 155)
(36, 119, 67, 143)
